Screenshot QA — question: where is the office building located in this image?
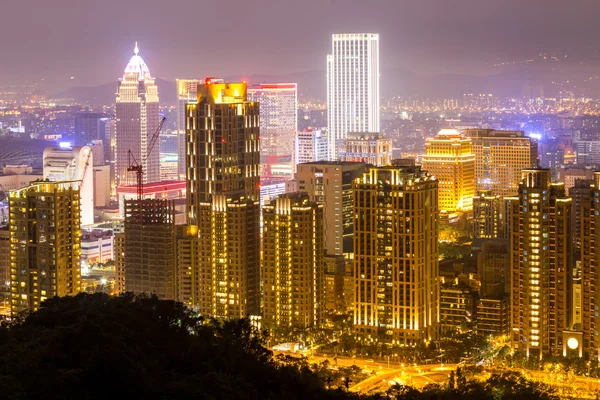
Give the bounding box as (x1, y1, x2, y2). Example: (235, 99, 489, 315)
(464, 129, 538, 198)
(336, 132, 392, 166)
(440, 284, 476, 333)
(43, 145, 94, 226)
(176, 79, 200, 180)
(296, 161, 366, 257)
(248, 83, 297, 172)
(81, 229, 114, 264)
(186, 79, 261, 318)
(353, 165, 439, 344)
(262, 193, 324, 329)
(295, 129, 328, 165)
(115, 43, 160, 187)
(73, 112, 104, 145)
(421, 129, 475, 212)
(473, 190, 502, 239)
(508, 169, 572, 357)
(324, 254, 346, 312)
(123, 199, 176, 300)
(559, 166, 595, 192)
(9, 181, 81, 313)
(477, 297, 510, 337)
(327, 34, 379, 160)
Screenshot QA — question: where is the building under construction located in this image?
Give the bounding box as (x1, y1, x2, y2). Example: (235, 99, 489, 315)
(121, 198, 176, 300)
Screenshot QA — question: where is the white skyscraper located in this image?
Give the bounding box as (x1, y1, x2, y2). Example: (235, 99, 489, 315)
(327, 33, 380, 160)
(43, 145, 94, 226)
(115, 43, 160, 187)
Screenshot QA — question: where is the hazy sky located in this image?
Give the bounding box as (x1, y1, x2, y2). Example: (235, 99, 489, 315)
(1, 0, 599, 89)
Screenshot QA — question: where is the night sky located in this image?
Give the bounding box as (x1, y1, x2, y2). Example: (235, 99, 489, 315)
(2, 0, 599, 89)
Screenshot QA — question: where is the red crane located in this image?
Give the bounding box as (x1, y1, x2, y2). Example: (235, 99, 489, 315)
(127, 116, 167, 200)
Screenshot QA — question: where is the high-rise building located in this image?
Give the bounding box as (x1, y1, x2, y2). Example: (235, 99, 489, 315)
(296, 161, 366, 257)
(421, 129, 475, 212)
(43, 145, 94, 226)
(327, 34, 380, 160)
(580, 172, 600, 360)
(508, 169, 572, 357)
(104, 119, 117, 194)
(175, 225, 200, 307)
(473, 190, 502, 239)
(186, 79, 261, 318)
(353, 165, 439, 344)
(115, 43, 160, 187)
(336, 132, 392, 166)
(123, 199, 176, 300)
(570, 179, 593, 256)
(176, 79, 200, 181)
(248, 83, 297, 168)
(9, 181, 81, 313)
(463, 129, 538, 198)
(295, 129, 329, 165)
(73, 112, 104, 146)
(262, 193, 324, 329)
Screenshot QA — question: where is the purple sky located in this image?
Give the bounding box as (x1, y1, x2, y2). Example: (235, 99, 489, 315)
(1, 0, 599, 89)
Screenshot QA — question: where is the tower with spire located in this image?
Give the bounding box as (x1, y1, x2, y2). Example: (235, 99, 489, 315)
(115, 43, 160, 187)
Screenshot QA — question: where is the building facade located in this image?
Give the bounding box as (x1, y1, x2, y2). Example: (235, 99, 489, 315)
(115, 43, 160, 187)
(186, 79, 261, 318)
(176, 79, 200, 180)
(336, 132, 392, 166)
(421, 129, 475, 212)
(296, 161, 366, 257)
(353, 165, 439, 344)
(123, 199, 176, 300)
(464, 129, 538, 198)
(473, 190, 502, 239)
(295, 129, 329, 165)
(262, 193, 324, 329)
(9, 181, 81, 313)
(508, 169, 572, 357)
(327, 34, 379, 160)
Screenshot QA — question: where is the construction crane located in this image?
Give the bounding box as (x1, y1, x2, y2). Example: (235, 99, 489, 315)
(79, 147, 93, 191)
(127, 116, 166, 200)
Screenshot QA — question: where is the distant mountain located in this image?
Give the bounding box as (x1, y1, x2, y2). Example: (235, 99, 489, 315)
(49, 62, 600, 105)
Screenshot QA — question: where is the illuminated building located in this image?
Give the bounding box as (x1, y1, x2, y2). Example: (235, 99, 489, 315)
(508, 169, 572, 357)
(123, 199, 176, 300)
(570, 179, 593, 255)
(175, 225, 200, 307)
(116, 180, 186, 216)
(327, 34, 379, 160)
(104, 119, 117, 194)
(478, 297, 510, 337)
(473, 190, 502, 239)
(440, 284, 476, 333)
(176, 79, 200, 180)
(336, 132, 392, 166)
(296, 161, 366, 257)
(114, 233, 125, 294)
(9, 181, 81, 313)
(262, 193, 324, 329)
(463, 129, 538, 198)
(248, 83, 297, 171)
(421, 129, 475, 212)
(186, 79, 261, 318)
(80, 229, 113, 264)
(93, 165, 111, 208)
(0, 229, 10, 291)
(43, 145, 94, 226)
(295, 129, 328, 165)
(115, 43, 160, 187)
(353, 164, 439, 344)
(324, 255, 345, 312)
(580, 172, 600, 360)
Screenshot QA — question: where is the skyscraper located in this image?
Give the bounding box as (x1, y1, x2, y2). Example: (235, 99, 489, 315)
(176, 79, 199, 181)
(296, 161, 366, 257)
(295, 129, 329, 165)
(421, 129, 475, 212)
(9, 181, 81, 313)
(327, 33, 380, 160)
(262, 193, 324, 329)
(508, 169, 572, 357)
(248, 83, 297, 160)
(353, 164, 439, 344)
(464, 129, 538, 198)
(115, 43, 160, 187)
(186, 79, 261, 318)
(473, 190, 502, 239)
